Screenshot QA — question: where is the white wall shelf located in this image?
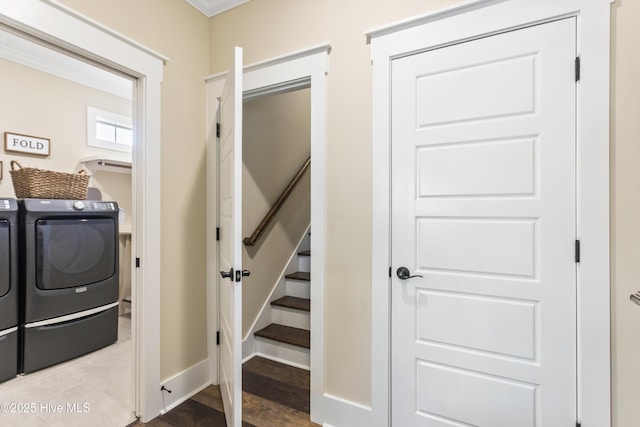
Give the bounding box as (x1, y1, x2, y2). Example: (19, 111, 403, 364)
(81, 156, 132, 174)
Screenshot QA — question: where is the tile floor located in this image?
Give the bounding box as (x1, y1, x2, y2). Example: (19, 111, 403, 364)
(0, 315, 134, 427)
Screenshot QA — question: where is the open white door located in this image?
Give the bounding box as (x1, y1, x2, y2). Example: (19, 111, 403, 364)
(218, 46, 244, 427)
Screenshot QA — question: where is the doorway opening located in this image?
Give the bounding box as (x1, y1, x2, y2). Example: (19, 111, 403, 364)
(0, 25, 136, 426)
(240, 85, 312, 419)
(0, 1, 166, 422)
(206, 44, 330, 425)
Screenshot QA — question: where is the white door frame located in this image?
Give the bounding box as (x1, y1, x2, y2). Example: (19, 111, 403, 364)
(0, 0, 165, 422)
(368, 0, 612, 426)
(205, 43, 330, 424)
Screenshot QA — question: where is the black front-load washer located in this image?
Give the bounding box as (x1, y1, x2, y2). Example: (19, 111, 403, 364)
(0, 198, 18, 383)
(19, 199, 119, 373)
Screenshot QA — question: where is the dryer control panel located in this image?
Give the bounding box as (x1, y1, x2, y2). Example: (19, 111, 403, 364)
(21, 199, 118, 213)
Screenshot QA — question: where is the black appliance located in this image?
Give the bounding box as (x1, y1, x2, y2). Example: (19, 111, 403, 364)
(0, 198, 18, 382)
(19, 199, 119, 373)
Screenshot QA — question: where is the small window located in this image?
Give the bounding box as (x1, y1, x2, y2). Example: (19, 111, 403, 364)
(87, 107, 132, 153)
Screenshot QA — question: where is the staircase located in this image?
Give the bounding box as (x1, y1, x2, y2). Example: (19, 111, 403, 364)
(253, 247, 311, 369)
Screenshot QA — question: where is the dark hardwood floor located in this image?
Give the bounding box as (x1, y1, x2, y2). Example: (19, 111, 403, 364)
(131, 357, 319, 427)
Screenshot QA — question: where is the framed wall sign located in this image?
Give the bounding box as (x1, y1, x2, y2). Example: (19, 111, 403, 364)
(0, 160, 2, 180)
(4, 132, 50, 156)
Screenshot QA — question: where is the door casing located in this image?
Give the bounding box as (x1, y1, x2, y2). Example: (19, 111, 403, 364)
(0, 0, 166, 422)
(369, 1, 611, 426)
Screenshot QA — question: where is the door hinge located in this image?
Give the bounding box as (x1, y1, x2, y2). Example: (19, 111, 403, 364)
(216, 227, 220, 241)
(576, 421, 581, 427)
(136, 257, 140, 268)
(389, 266, 392, 278)
(575, 56, 581, 82)
(216, 331, 220, 346)
(575, 240, 581, 263)
(216, 122, 221, 138)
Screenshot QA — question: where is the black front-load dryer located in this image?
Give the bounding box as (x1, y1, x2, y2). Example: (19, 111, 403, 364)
(0, 198, 18, 383)
(19, 199, 119, 373)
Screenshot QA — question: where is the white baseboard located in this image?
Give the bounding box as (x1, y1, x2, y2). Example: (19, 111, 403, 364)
(255, 337, 310, 369)
(159, 358, 211, 415)
(242, 330, 257, 361)
(254, 351, 310, 371)
(322, 394, 374, 427)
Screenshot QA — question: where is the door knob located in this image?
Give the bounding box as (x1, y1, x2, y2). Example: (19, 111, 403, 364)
(220, 268, 233, 280)
(396, 266, 423, 280)
(234, 269, 251, 282)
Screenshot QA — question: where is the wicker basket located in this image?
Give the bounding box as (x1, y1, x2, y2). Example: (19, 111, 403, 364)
(10, 160, 89, 200)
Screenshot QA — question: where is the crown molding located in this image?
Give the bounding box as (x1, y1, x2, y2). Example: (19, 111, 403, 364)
(185, 0, 251, 17)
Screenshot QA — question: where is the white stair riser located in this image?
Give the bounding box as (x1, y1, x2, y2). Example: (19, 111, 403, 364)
(298, 255, 311, 273)
(255, 337, 310, 369)
(286, 279, 310, 299)
(272, 307, 310, 330)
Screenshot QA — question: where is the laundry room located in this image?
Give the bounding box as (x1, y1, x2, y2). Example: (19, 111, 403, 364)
(0, 27, 135, 426)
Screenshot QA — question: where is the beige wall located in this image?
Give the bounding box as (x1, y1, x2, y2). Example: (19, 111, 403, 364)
(611, 2, 640, 426)
(31, 0, 640, 423)
(210, 0, 640, 415)
(209, 0, 461, 405)
(242, 89, 311, 337)
(59, 0, 210, 380)
(0, 57, 132, 217)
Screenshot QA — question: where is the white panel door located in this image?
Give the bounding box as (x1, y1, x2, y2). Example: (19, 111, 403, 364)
(219, 46, 243, 427)
(391, 19, 576, 426)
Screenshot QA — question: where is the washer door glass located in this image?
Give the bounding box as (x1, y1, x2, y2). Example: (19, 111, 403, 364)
(36, 218, 116, 290)
(0, 220, 9, 297)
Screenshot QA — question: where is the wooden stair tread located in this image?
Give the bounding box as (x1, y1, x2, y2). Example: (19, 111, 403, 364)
(285, 271, 310, 281)
(255, 324, 310, 349)
(298, 250, 311, 256)
(272, 296, 310, 312)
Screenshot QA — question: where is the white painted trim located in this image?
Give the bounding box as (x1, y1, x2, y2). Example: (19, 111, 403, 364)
(365, 0, 504, 42)
(42, 0, 168, 63)
(244, 43, 331, 73)
(0, 1, 165, 422)
(205, 45, 329, 425)
(369, 1, 611, 426)
(254, 338, 310, 369)
(131, 37, 164, 427)
(322, 394, 373, 427)
(185, 0, 251, 18)
(159, 359, 211, 414)
(204, 70, 227, 83)
(204, 43, 331, 83)
(250, 352, 310, 371)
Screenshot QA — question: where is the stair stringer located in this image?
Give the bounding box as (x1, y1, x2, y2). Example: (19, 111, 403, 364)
(242, 225, 310, 363)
